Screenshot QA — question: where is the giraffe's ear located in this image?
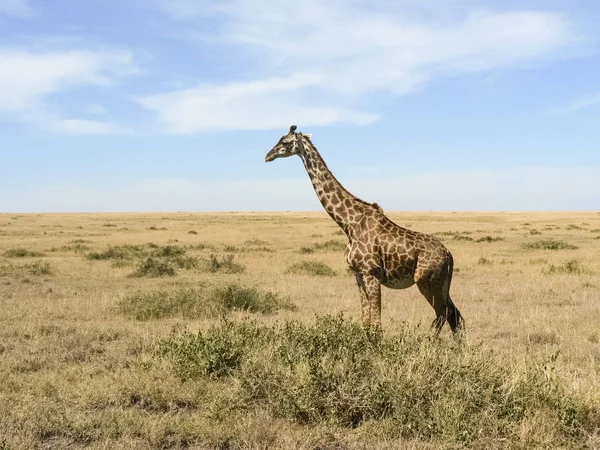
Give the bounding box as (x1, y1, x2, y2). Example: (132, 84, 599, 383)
(289, 125, 297, 134)
(304, 134, 312, 139)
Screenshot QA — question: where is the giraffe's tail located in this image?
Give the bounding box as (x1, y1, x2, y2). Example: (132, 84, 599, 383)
(447, 297, 464, 333)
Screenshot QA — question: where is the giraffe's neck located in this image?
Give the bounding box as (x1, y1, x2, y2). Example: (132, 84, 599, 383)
(298, 136, 372, 234)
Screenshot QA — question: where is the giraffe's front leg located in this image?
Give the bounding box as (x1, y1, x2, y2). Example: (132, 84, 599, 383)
(355, 273, 382, 325)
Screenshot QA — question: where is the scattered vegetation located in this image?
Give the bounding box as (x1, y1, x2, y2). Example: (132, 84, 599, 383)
(566, 224, 585, 230)
(530, 258, 548, 265)
(522, 239, 578, 250)
(129, 258, 177, 277)
(86, 244, 149, 261)
(207, 254, 246, 274)
(286, 261, 337, 277)
(478, 257, 493, 265)
(544, 260, 586, 275)
(188, 230, 198, 235)
(453, 235, 474, 241)
(300, 240, 346, 254)
(86, 244, 215, 276)
(118, 284, 295, 320)
(3, 247, 45, 258)
(529, 229, 542, 235)
(87, 243, 242, 277)
(158, 315, 598, 446)
(0, 260, 53, 277)
(224, 241, 273, 253)
(475, 236, 504, 243)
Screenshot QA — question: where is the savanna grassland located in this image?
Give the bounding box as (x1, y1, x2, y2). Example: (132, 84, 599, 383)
(0, 211, 599, 449)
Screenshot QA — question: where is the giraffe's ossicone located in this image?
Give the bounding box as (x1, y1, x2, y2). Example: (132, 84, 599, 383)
(265, 125, 464, 333)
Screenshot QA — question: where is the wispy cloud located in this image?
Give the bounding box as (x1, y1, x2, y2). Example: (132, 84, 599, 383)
(0, 48, 138, 134)
(0, 0, 33, 18)
(137, 74, 378, 133)
(549, 91, 600, 114)
(145, 0, 580, 132)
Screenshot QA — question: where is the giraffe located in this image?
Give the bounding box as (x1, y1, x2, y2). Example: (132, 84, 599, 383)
(265, 125, 463, 333)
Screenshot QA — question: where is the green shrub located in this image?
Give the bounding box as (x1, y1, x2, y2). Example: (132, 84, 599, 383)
(129, 258, 176, 277)
(0, 260, 53, 277)
(158, 315, 598, 443)
(120, 284, 295, 321)
(86, 244, 148, 261)
(522, 240, 578, 250)
(87, 244, 200, 275)
(212, 283, 296, 314)
(286, 261, 337, 277)
(545, 260, 585, 275)
(4, 247, 45, 258)
(118, 287, 212, 320)
(300, 240, 346, 253)
(207, 254, 246, 274)
(453, 235, 473, 241)
(49, 243, 90, 253)
(475, 236, 504, 243)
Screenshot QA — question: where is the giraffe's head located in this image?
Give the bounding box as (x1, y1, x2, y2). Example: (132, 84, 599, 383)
(265, 125, 311, 162)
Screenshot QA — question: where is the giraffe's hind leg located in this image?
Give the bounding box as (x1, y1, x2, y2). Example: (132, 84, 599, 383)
(416, 276, 460, 334)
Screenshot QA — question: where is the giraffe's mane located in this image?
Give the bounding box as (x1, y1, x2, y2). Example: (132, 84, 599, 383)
(302, 134, 377, 210)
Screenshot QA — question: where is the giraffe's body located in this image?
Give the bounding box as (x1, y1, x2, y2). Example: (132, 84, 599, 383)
(266, 126, 463, 332)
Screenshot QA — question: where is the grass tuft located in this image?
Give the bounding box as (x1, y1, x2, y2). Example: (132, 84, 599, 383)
(286, 261, 337, 277)
(212, 283, 296, 314)
(4, 247, 45, 258)
(475, 236, 504, 243)
(300, 240, 346, 253)
(129, 258, 176, 277)
(0, 260, 53, 277)
(522, 239, 578, 250)
(544, 260, 586, 275)
(207, 254, 246, 274)
(119, 284, 295, 320)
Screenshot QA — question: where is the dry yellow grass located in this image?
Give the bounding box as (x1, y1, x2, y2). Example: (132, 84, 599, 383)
(0, 211, 599, 449)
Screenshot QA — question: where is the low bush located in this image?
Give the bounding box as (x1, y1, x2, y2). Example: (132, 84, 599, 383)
(522, 239, 578, 250)
(158, 315, 599, 445)
(544, 260, 586, 275)
(3, 247, 45, 258)
(475, 236, 504, 243)
(286, 261, 337, 277)
(300, 240, 346, 253)
(119, 283, 295, 320)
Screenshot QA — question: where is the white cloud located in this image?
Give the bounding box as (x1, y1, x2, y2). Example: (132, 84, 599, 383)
(549, 91, 600, 114)
(137, 74, 378, 133)
(3, 166, 599, 212)
(147, 0, 579, 132)
(0, 0, 33, 18)
(0, 48, 137, 134)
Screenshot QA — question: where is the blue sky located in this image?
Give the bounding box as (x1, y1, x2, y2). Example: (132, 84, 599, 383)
(1, 0, 599, 212)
